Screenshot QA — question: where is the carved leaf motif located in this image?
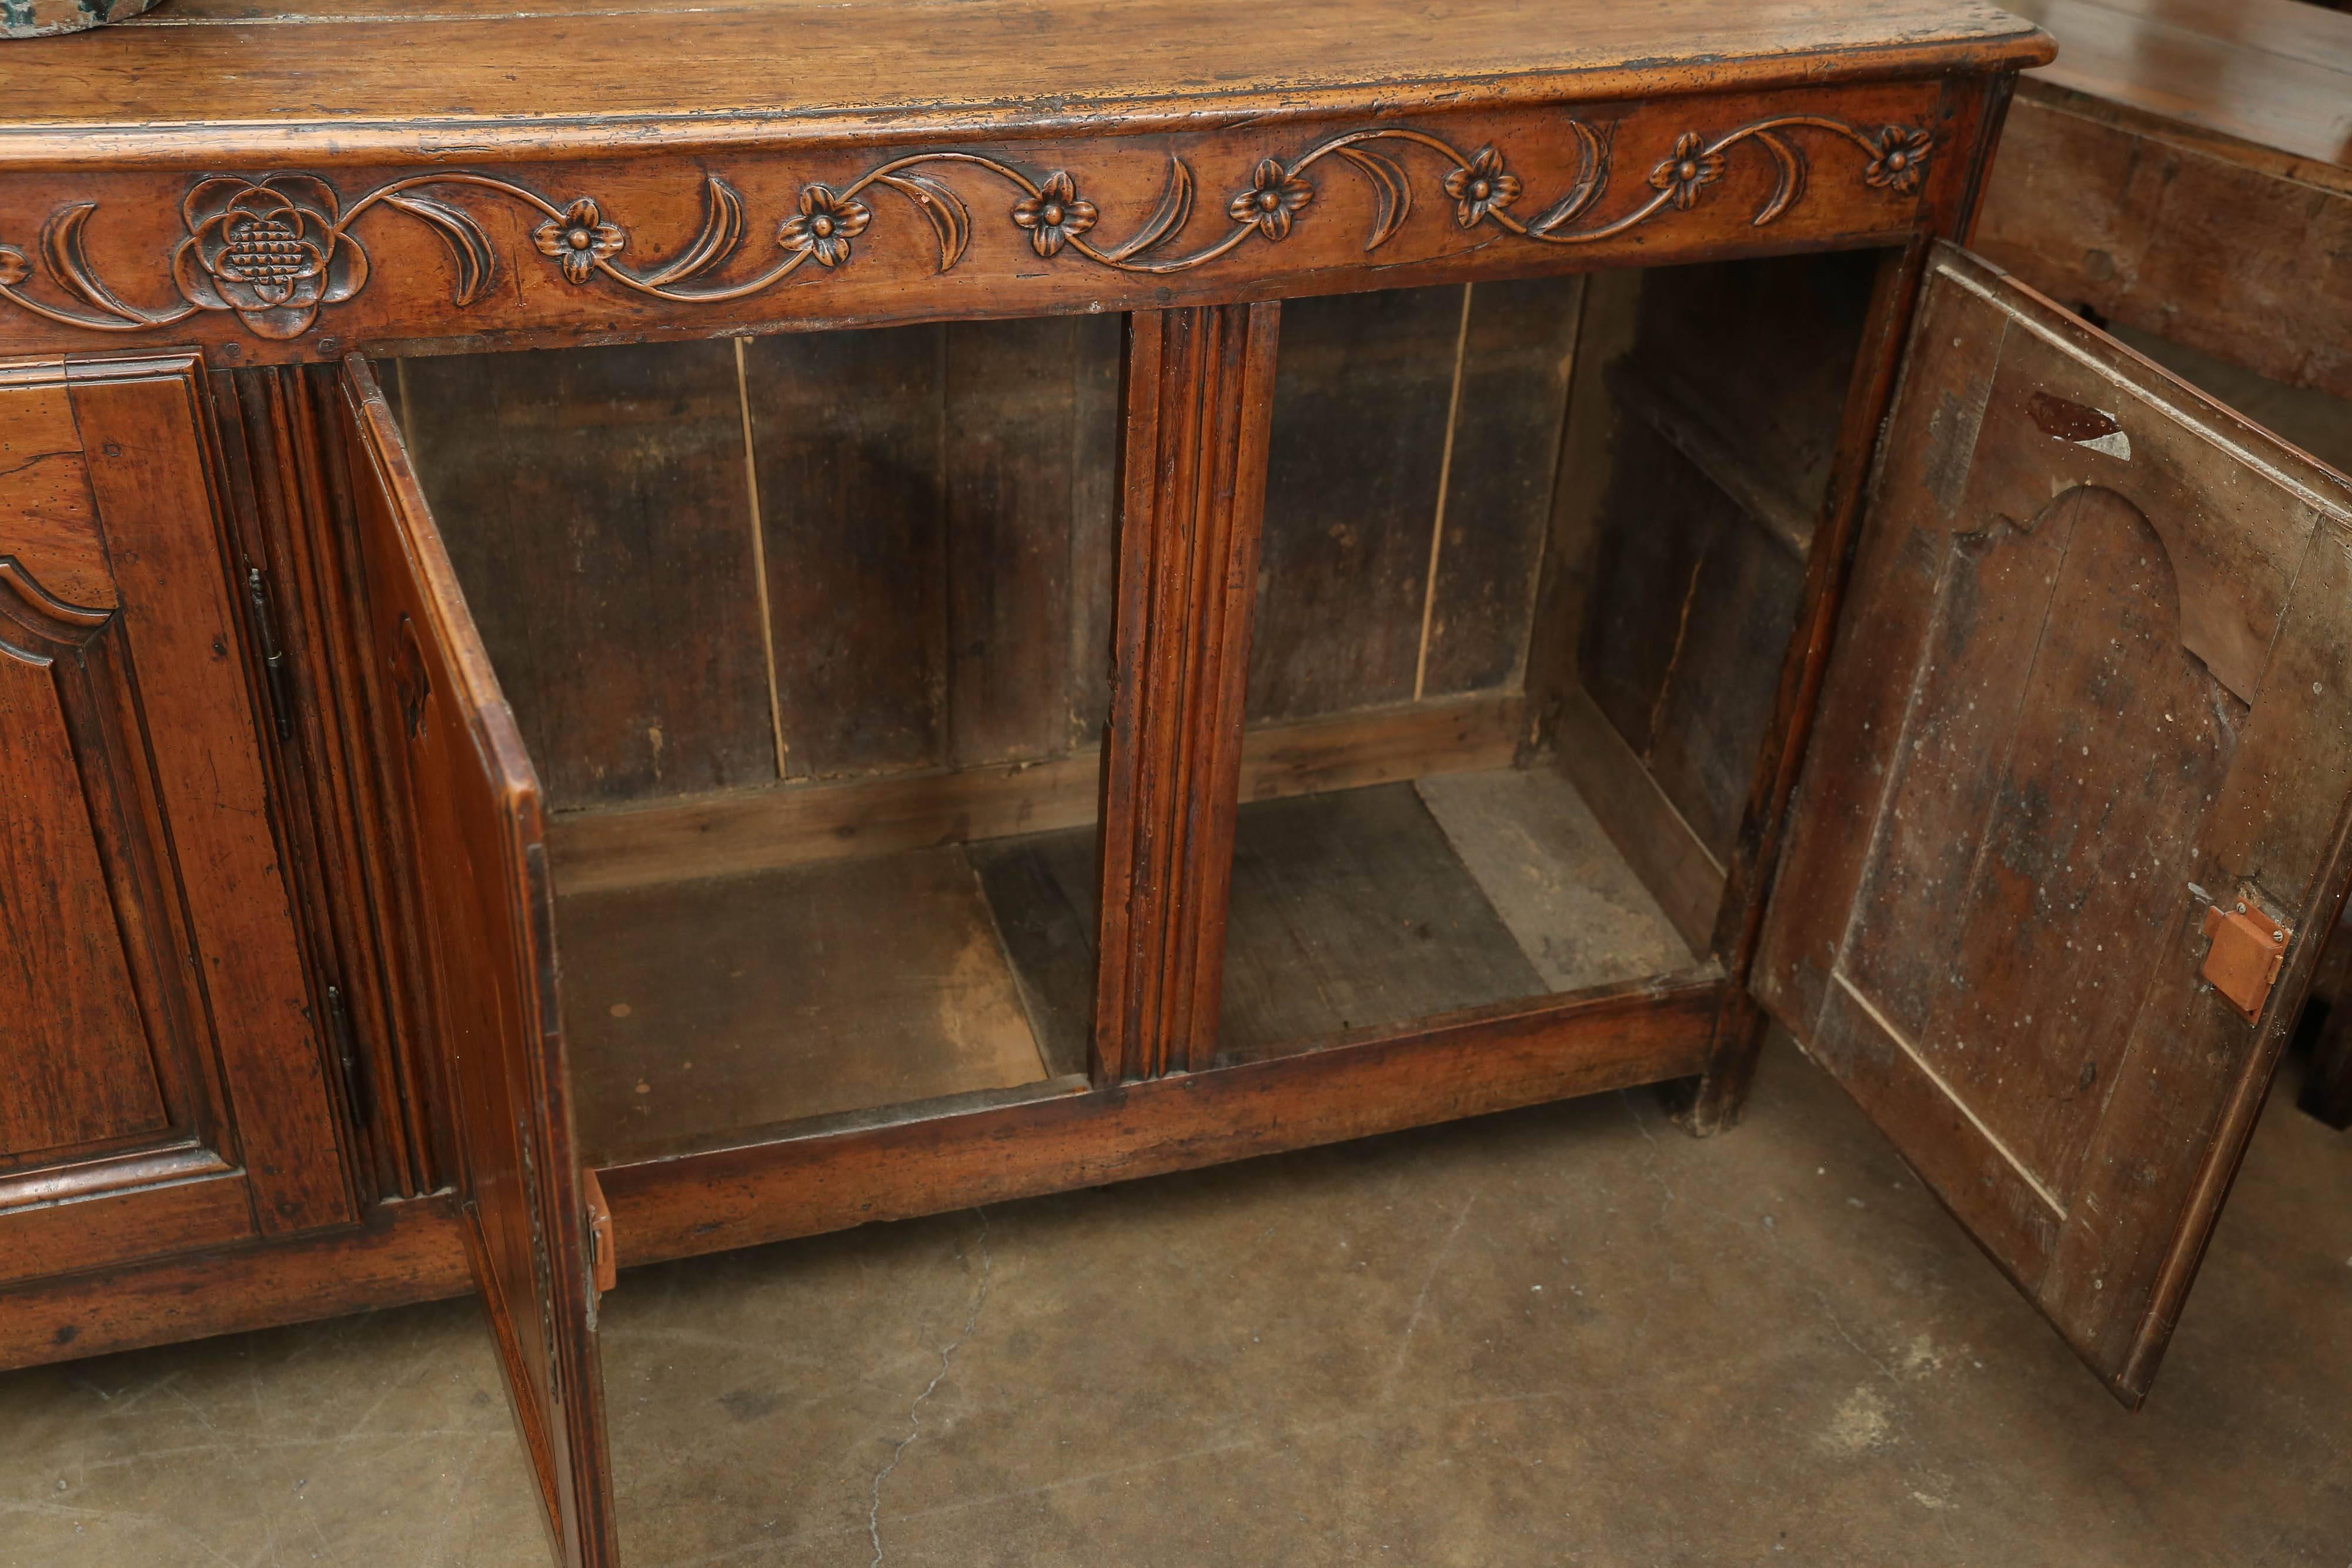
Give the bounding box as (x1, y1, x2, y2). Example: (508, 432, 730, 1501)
(638, 175, 746, 286)
(873, 172, 971, 272)
(1335, 147, 1413, 251)
(1528, 119, 1611, 235)
(41, 203, 149, 323)
(383, 193, 496, 307)
(1750, 131, 1807, 228)
(1101, 157, 1195, 262)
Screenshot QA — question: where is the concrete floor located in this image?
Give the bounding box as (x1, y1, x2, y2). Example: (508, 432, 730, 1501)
(4, 1035, 2347, 1567)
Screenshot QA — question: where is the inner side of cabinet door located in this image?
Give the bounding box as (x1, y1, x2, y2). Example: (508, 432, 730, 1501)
(335, 356, 617, 1568)
(1757, 242, 2352, 1406)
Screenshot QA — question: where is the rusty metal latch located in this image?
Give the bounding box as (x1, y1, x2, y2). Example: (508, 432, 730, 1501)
(2200, 902, 2290, 1024)
(582, 1168, 617, 1295)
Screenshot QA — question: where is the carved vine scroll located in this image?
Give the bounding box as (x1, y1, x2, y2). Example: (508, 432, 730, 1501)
(0, 116, 1933, 340)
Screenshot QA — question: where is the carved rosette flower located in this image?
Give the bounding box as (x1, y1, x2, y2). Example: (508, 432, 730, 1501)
(1865, 126, 1934, 193)
(532, 198, 626, 283)
(1443, 146, 1522, 228)
(1011, 171, 1099, 258)
(0, 245, 26, 288)
(1646, 132, 1726, 211)
(777, 183, 871, 268)
(1228, 158, 1314, 241)
(171, 175, 369, 340)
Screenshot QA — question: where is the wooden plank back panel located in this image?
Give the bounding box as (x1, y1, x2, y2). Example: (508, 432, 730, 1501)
(747, 324, 948, 780)
(1757, 245, 2352, 1403)
(1421, 276, 1585, 698)
(945, 317, 1098, 766)
(399, 340, 776, 810)
(1250, 286, 1462, 720)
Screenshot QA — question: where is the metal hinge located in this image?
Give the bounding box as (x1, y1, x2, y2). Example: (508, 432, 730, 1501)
(243, 563, 296, 742)
(325, 981, 371, 1125)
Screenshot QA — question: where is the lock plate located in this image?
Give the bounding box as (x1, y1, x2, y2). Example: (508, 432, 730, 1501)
(2200, 902, 2290, 1024)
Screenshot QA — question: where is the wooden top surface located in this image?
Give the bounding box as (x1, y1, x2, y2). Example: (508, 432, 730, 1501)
(0, 0, 2052, 163)
(2009, 0, 2352, 169)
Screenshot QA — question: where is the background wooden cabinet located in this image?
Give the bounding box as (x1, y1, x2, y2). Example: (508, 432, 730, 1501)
(0, 353, 353, 1290)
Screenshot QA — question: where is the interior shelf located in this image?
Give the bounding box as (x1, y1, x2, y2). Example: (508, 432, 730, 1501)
(560, 842, 1087, 1167)
(559, 760, 1693, 1166)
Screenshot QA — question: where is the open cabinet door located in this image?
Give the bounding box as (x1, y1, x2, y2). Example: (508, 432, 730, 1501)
(334, 357, 617, 1565)
(1758, 244, 2352, 1407)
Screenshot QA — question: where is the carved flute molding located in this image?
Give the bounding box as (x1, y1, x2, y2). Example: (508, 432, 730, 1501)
(0, 115, 1933, 340)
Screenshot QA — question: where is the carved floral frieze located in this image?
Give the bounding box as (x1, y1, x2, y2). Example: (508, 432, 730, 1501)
(0, 115, 1933, 340)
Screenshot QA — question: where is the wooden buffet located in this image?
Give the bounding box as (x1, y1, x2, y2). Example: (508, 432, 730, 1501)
(4, 4, 2349, 1563)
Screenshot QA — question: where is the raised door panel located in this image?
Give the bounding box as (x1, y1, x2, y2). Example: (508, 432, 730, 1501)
(0, 354, 352, 1285)
(0, 576, 173, 1158)
(1758, 244, 2352, 1406)
(335, 355, 613, 1568)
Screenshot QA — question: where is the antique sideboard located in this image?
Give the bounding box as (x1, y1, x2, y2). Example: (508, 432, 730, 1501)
(6, 4, 2350, 1563)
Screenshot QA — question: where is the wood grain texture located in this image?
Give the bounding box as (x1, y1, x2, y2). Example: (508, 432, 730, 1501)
(970, 828, 1102, 1081)
(1417, 768, 1696, 989)
(0, 1192, 470, 1375)
(1550, 686, 1725, 958)
(401, 340, 777, 810)
(598, 972, 1722, 1268)
(1, 1165, 255, 1286)
(746, 323, 947, 780)
(0, 79, 1980, 364)
(547, 691, 1523, 894)
(1218, 784, 1546, 1054)
(1421, 275, 1585, 697)
(0, 601, 171, 1158)
(1095, 302, 1279, 1080)
(0, 352, 360, 1292)
(1681, 238, 1943, 1135)
(945, 316, 1091, 767)
(1756, 246, 2352, 1405)
(338, 356, 613, 1568)
(1250, 285, 1461, 719)
(561, 848, 1051, 1168)
(67, 355, 355, 1238)
(213, 363, 438, 1201)
(0, 370, 112, 609)
(2002, 0, 2352, 177)
(1975, 88, 2352, 404)
(1646, 251, 1882, 527)
(0, 0, 2050, 157)
(743, 318, 1120, 781)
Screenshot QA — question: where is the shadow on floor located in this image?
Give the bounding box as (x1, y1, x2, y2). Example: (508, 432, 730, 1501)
(4, 1032, 2346, 1567)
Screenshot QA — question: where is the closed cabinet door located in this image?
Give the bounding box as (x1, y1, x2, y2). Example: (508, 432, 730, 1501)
(0, 351, 352, 1287)
(1759, 243, 2352, 1407)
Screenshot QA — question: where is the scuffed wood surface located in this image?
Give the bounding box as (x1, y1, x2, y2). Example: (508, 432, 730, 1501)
(563, 847, 1052, 1168)
(1976, 91, 2352, 404)
(2002, 0, 2352, 176)
(1757, 245, 2352, 1404)
(3, 0, 2049, 151)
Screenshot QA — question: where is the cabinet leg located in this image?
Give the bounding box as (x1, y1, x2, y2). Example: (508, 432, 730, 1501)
(1662, 988, 1769, 1136)
(1093, 302, 1282, 1083)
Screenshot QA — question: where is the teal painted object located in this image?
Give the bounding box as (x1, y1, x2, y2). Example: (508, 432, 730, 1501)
(3, 0, 165, 39)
